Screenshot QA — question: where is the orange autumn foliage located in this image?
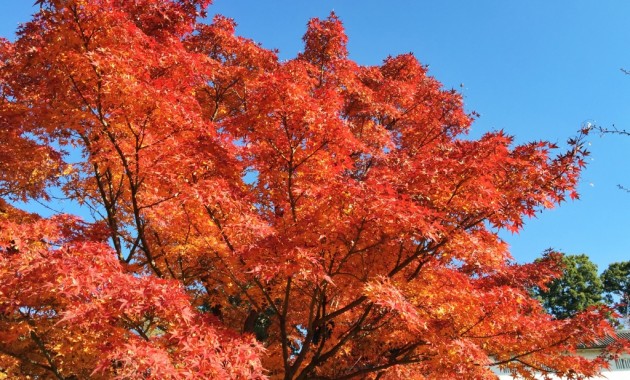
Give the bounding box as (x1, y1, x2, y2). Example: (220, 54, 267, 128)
(0, 1, 627, 379)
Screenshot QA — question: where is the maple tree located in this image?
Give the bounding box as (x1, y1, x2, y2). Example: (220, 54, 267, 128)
(0, 0, 627, 379)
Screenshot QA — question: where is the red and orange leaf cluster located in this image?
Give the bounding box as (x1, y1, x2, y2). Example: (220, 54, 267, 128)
(0, 1, 626, 379)
(0, 216, 263, 379)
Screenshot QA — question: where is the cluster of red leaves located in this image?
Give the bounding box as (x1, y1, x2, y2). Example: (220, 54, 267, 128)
(0, 213, 264, 379)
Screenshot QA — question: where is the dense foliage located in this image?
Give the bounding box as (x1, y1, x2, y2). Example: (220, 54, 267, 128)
(535, 255, 630, 323)
(0, 1, 627, 379)
(602, 261, 630, 317)
(534, 254, 604, 320)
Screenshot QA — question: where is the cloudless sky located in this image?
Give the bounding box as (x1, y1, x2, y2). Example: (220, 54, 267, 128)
(1, 1, 628, 271)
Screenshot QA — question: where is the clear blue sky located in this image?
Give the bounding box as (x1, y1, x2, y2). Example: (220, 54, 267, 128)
(1, 1, 628, 271)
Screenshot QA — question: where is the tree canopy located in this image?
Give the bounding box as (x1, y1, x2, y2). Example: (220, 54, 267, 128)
(534, 254, 604, 320)
(534, 255, 630, 325)
(601, 261, 630, 317)
(0, 1, 627, 379)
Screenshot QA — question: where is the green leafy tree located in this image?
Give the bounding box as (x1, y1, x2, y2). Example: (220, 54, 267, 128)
(536, 254, 604, 319)
(601, 261, 630, 318)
